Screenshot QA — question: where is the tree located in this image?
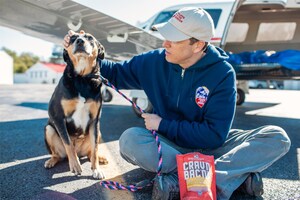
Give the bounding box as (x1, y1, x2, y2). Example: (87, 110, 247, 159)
(1, 47, 40, 73)
(19, 52, 39, 70)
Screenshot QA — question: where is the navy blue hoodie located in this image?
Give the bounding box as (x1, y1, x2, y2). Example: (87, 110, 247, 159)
(100, 45, 236, 149)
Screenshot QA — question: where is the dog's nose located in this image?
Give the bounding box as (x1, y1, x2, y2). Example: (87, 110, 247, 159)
(76, 38, 84, 46)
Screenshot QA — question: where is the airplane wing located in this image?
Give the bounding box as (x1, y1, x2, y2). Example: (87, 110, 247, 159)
(0, 0, 299, 80)
(0, 0, 163, 61)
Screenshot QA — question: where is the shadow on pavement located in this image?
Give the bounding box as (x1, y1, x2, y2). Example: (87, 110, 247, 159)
(0, 118, 49, 163)
(16, 102, 49, 111)
(0, 155, 94, 199)
(233, 102, 299, 181)
(237, 102, 279, 111)
(70, 168, 154, 200)
(100, 104, 144, 142)
(0, 100, 298, 199)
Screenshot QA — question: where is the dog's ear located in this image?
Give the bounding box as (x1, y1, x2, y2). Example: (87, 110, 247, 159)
(63, 49, 70, 62)
(63, 49, 73, 67)
(97, 42, 105, 60)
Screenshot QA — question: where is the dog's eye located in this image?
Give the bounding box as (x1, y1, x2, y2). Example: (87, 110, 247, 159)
(70, 35, 77, 43)
(86, 35, 93, 41)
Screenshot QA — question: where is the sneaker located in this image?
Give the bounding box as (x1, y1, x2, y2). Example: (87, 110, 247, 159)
(152, 173, 180, 200)
(237, 172, 264, 197)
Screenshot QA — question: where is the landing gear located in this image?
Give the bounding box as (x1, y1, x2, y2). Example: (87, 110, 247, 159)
(236, 88, 245, 105)
(101, 87, 113, 102)
(132, 97, 153, 117)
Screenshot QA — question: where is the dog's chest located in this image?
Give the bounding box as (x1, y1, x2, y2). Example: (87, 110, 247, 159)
(75, 58, 90, 74)
(68, 95, 91, 130)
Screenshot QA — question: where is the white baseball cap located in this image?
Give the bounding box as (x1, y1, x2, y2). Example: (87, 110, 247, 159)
(153, 7, 215, 42)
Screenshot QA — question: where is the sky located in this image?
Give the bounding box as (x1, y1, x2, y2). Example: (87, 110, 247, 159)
(0, 0, 204, 60)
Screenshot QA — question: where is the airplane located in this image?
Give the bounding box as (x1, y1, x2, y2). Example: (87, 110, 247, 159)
(0, 0, 299, 115)
(0, 0, 164, 61)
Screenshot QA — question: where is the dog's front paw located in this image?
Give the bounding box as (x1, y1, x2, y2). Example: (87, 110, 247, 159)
(92, 168, 105, 179)
(69, 159, 82, 175)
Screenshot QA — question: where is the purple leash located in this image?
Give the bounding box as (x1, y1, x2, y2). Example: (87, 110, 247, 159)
(99, 75, 163, 191)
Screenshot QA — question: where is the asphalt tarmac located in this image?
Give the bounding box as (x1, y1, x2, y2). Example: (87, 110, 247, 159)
(0, 84, 299, 200)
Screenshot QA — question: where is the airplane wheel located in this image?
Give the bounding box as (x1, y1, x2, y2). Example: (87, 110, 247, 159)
(102, 89, 113, 102)
(236, 88, 245, 105)
(132, 97, 153, 117)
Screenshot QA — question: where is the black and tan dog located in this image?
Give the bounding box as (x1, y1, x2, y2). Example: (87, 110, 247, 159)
(44, 30, 107, 179)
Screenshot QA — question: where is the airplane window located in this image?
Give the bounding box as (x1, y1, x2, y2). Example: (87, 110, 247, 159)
(153, 11, 176, 25)
(205, 9, 222, 28)
(226, 23, 249, 42)
(256, 22, 296, 42)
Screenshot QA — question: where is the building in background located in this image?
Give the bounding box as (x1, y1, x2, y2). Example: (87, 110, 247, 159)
(0, 51, 13, 85)
(25, 62, 65, 84)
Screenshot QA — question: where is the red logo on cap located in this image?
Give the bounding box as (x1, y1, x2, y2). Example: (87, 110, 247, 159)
(173, 12, 185, 23)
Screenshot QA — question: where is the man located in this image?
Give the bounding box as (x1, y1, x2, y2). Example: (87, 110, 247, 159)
(63, 7, 291, 200)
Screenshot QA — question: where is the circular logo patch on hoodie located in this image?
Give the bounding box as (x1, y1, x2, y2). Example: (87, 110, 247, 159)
(195, 86, 209, 108)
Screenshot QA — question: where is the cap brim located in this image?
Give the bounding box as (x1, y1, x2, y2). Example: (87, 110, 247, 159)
(153, 22, 190, 42)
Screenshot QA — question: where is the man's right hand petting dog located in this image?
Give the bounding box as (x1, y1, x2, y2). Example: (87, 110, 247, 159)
(44, 30, 108, 179)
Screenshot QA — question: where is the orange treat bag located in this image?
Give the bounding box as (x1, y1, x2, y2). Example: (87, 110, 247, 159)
(176, 152, 216, 200)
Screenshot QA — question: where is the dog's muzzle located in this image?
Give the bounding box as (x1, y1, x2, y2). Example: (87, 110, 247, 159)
(74, 38, 88, 54)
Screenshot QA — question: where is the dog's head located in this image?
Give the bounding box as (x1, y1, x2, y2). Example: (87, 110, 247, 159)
(64, 30, 105, 75)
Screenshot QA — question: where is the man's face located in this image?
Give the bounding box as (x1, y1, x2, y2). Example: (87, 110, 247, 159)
(162, 39, 198, 68)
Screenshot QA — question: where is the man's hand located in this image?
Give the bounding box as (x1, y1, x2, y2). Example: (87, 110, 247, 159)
(63, 30, 75, 49)
(141, 113, 162, 131)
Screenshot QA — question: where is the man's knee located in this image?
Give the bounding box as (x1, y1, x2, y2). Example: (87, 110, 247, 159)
(262, 125, 291, 154)
(119, 127, 149, 153)
(119, 127, 161, 171)
(273, 125, 291, 154)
